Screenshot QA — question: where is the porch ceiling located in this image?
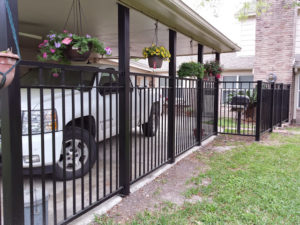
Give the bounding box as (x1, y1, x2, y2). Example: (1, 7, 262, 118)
(18, 0, 240, 60)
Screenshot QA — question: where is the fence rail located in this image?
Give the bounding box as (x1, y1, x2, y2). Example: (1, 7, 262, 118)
(0, 61, 291, 225)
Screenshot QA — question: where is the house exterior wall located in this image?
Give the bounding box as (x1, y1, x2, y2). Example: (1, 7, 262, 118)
(237, 16, 256, 56)
(254, 0, 296, 84)
(253, 0, 297, 122)
(295, 10, 300, 54)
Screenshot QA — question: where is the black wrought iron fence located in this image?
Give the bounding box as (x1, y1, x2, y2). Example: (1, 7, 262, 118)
(218, 81, 257, 136)
(19, 61, 123, 225)
(202, 81, 215, 140)
(218, 81, 290, 140)
(0, 60, 291, 225)
(129, 73, 169, 183)
(174, 78, 198, 156)
(282, 84, 290, 122)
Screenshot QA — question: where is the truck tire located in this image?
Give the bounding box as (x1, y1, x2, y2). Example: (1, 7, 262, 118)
(142, 103, 160, 137)
(55, 127, 96, 180)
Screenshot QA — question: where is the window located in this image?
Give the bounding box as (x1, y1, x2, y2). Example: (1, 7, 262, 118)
(20, 68, 96, 91)
(98, 69, 120, 95)
(222, 75, 254, 103)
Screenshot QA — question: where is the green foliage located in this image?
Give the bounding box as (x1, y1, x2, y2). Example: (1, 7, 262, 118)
(38, 30, 110, 64)
(178, 62, 205, 79)
(203, 61, 222, 78)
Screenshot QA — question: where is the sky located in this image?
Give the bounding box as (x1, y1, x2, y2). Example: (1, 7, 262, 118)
(182, 0, 245, 44)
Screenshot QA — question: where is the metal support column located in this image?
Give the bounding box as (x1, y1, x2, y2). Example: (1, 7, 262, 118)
(255, 81, 262, 141)
(213, 52, 220, 134)
(197, 44, 203, 144)
(118, 3, 130, 195)
(0, 0, 24, 224)
(168, 29, 176, 163)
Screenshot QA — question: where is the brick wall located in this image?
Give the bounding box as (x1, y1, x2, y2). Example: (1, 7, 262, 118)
(254, 0, 297, 121)
(254, 0, 296, 83)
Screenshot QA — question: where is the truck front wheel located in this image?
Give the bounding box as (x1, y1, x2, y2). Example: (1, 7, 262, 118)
(142, 103, 160, 137)
(55, 127, 96, 180)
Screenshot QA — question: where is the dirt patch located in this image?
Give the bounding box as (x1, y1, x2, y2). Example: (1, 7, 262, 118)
(104, 151, 207, 223)
(98, 135, 256, 224)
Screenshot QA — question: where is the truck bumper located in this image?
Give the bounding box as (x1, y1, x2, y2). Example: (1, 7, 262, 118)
(21, 131, 63, 169)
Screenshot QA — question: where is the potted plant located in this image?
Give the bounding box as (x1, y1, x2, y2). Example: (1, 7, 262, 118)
(38, 30, 112, 63)
(142, 44, 171, 69)
(178, 62, 205, 79)
(244, 89, 257, 120)
(203, 61, 222, 80)
(0, 48, 19, 88)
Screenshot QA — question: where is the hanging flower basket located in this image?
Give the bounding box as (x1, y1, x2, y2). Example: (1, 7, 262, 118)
(143, 44, 171, 69)
(64, 43, 92, 62)
(178, 62, 205, 79)
(203, 61, 223, 80)
(38, 31, 111, 64)
(0, 49, 19, 88)
(148, 55, 163, 69)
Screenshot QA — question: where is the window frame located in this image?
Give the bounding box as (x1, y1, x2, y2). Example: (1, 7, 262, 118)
(221, 75, 254, 104)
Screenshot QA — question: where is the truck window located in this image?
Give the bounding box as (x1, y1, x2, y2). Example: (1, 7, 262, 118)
(98, 69, 120, 95)
(20, 68, 96, 91)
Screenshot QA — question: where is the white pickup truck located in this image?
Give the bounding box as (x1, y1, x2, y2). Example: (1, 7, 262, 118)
(6, 64, 161, 180)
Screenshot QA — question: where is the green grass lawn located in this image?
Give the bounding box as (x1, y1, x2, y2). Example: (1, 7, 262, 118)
(94, 132, 300, 225)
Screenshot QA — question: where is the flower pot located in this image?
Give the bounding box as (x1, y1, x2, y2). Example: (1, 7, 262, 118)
(148, 56, 163, 69)
(0, 51, 19, 88)
(64, 44, 92, 62)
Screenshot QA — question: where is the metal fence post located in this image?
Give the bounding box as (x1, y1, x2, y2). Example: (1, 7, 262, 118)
(118, 3, 130, 196)
(270, 83, 275, 132)
(213, 78, 219, 135)
(0, 0, 24, 224)
(279, 83, 284, 127)
(255, 81, 262, 141)
(197, 44, 203, 145)
(213, 52, 220, 135)
(287, 84, 291, 122)
(168, 29, 176, 163)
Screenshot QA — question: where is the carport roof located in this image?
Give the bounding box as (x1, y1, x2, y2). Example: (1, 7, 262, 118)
(118, 0, 241, 53)
(18, 0, 240, 59)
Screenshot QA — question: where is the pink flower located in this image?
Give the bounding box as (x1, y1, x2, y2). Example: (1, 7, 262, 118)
(50, 49, 55, 53)
(43, 52, 47, 59)
(38, 43, 44, 48)
(105, 47, 112, 55)
(52, 73, 59, 78)
(43, 40, 48, 44)
(63, 30, 68, 33)
(62, 37, 72, 45)
(216, 74, 221, 79)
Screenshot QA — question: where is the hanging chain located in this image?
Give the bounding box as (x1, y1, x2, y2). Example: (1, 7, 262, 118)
(63, 0, 85, 35)
(190, 39, 193, 62)
(152, 20, 159, 46)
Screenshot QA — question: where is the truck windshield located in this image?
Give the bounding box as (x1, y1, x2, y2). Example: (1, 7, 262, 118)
(20, 68, 96, 90)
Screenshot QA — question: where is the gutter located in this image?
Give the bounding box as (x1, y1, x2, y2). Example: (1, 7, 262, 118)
(118, 0, 241, 53)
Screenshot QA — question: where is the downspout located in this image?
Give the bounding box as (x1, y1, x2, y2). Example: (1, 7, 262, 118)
(293, 66, 298, 123)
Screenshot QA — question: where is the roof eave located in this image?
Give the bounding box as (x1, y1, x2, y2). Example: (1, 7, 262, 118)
(118, 0, 241, 53)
